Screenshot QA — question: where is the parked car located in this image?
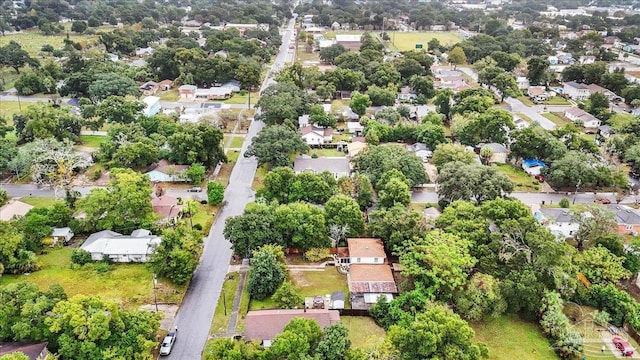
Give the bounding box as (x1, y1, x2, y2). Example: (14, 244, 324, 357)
(159, 330, 177, 356)
(534, 174, 545, 183)
(595, 197, 612, 204)
(289, 45, 295, 49)
(613, 336, 634, 357)
(187, 187, 202, 192)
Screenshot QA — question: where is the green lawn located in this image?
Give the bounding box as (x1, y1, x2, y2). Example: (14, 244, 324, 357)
(0, 29, 99, 57)
(19, 196, 60, 208)
(0, 101, 23, 123)
(0, 248, 185, 308)
(159, 89, 179, 101)
(209, 272, 241, 335)
(495, 164, 540, 192)
(386, 31, 461, 52)
(471, 314, 559, 360)
(545, 96, 571, 105)
(230, 136, 244, 148)
(224, 92, 260, 105)
(189, 203, 216, 234)
(79, 135, 106, 148)
(297, 48, 320, 63)
(516, 113, 534, 123)
(542, 113, 572, 127)
(251, 164, 268, 191)
(249, 269, 349, 310)
(517, 96, 535, 106)
(341, 316, 386, 350)
(226, 150, 240, 163)
(309, 148, 346, 157)
(235, 272, 251, 333)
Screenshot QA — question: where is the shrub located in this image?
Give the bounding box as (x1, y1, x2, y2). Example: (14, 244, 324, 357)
(559, 198, 570, 208)
(91, 169, 103, 181)
(41, 44, 54, 52)
(71, 249, 92, 265)
(95, 262, 111, 274)
(311, 153, 319, 158)
(0, 188, 7, 206)
(207, 181, 225, 205)
(273, 281, 303, 309)
(304, 248, 331, 262)
(593, 310, 610, 326)
(192, 223, 203, 231)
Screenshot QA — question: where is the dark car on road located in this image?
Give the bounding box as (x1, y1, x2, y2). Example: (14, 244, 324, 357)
(613, 336, 634, 357)
(187, 187, 202, 192)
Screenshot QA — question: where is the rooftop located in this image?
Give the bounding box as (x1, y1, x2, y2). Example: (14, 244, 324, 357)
(347, 238, 386, 258)
(0, 342, 48, 359)
(348, 264, 398, 293)
(293, 157, 350, 175)
(245, 309, 340, 341)
(0, 199, 34, 221)
(81, 229, 161, 256)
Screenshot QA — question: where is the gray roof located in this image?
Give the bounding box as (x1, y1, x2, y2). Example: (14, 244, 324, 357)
(599, 125, 613, 133)
(606, 205, 640, 225)
(51, 227, 72, 237)
(478, 142, 508, 153)
(539, 208, 575, 223)
(84, 230, 122, 246)
(81, 229, 160, 256)
(293, 157, 350, 175)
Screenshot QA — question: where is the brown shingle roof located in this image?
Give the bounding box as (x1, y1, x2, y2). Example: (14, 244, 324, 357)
(347, 238, 386, 258)
(148, 159, 190, 175)
(151, 196, 183, 219)
(348, 264, 398, 293)
(0, 342, 48, 359)
(244, 309, 340, 341)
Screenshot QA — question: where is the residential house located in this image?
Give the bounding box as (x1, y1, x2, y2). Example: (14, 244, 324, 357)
(293, 157, 350, 179)
(603, 35, 621, 45)
(606, 204, 640, 235)
(406, 142, 432, 162)
(513, 115, 530, 130)
(245, 309, 340, 345)
(528, 86, 549, 102)
(522, 158, 547, 176)
(51, 227, 74, 245)
(430, 24, 446, 31)
(564, 107, 601, 128)
(624, 44, 640, 54)
(347, 141, 367, 158)
(346, 121, 364, 136)
(144, 159, 190, 182)
(178, 85, 197, 101)
(548, 56, 559, 65)
(557, 53, 575, 65)
(135, 47, 154, 57)
(338, 238, 398, 308)
(139, 81, 159, 96)
(397, 86, 417, 103)
(476, 143, 509, 164)
(563, 81, 590, 100)
(0, 199, 34, 221)
(142, 96, 161, 117)
(331, 21, 340, 30)
(579, 55, 596, 64)
(80, 229, 161, 262)
(335, 34, 361, 51)
(516, 77, 530, 90)
(534, 208, 579, 239)
(298, 114, 310, 127)
(300, 125, 333, 145)
(151, 195, 183, 223)
(0, 342, 49, 360)
(598, 124, 614, 139)
(586, 83, 621, 102)
(195, 87, 233, 100)
(423, 207, 442, 222)
(158, 79, 174, 91)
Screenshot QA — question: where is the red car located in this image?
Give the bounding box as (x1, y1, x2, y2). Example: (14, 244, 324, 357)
(534, 174, 545, 183)
(595, 197, 612, 204)
(613, 336, 634, 357)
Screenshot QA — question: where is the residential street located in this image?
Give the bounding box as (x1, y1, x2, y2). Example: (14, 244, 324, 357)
(163, 17, 296, 360)
(505, 97, 557, 130)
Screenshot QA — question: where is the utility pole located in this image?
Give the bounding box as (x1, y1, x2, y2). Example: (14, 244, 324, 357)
(223, 289, 227, 316)
(153, 274, 158, 312)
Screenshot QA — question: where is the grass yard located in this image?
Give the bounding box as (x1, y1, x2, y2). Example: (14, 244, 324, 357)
(0, 101, 23, 123)
(495, 164, 540, 192)
(471, 314, 559, 360)
(0, 248, 185, 308)
(297, 49, 320, 63)
(309, 148, 346, 157)
(251, 164, 268, 191)
(543, 112, 572, 127)
(517, 96, 535, 106)
(341, 316, 386, 350)
(79, 134, 106, 148)
(188, 203, 216, 234)
(19, 196, 60, 208)
(224, 92, 259, 105)
(0, 29, 98, 57)
(545, 96, 571, 105)
(208, 272, 241, 335)
(230, 136, 244, 148)
(516, 113, 534, 123)
(226, 150, 240, 163)
(249, 268, 349, 310)
(159, 89, 179, 101)
(387, 31, 461, 52)
(235, 272, 251, 333)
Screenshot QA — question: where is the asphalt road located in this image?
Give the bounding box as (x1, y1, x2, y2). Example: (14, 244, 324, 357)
(164, 17, 296, 360)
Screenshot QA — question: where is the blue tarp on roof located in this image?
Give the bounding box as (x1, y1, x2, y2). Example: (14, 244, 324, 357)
(523, 159, 547, 168)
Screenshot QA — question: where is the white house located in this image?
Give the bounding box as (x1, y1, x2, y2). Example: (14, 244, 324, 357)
(535, 208, 580, 239)
(80, 229, 161, 262)
(135, 47, 154, 57)
(346, 121, 364, 136)
(564, 107, 601, 128)
(293, 157, 350, 179)
(144, 160, 190, 182)
(51, 227, 74, 245)
(346, 238, 386, 264)
(0, 199, 33, 221)
(563, 81, 590, 100)
(579, 55, 596, 64)
(298, 114, 310, 127)
(516, 77, 530, 90)
(300, 125, 333, 145)
(477, 142, 509, 164)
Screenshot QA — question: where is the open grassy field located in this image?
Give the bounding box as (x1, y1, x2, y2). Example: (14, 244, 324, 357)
(159, 90, 179, 101)
(0, 101, 23, 123)
(230, 136, 244, 148)
(546, 96, 571, 105)
(0, 248, 185, 309)
(0, 29, 99, 57)
(309, 148, 346, 157)
(471, 314, 559, 360)
(79, 134, 106, 148)
(341, 316, 386, 349)
(543, 112, 572, 127)
(387, 31, 461, 52)
(19, 196, 61, 208)
(224, 92, 260, 105)
(495, 164, 540, 192)
(249, 268, 349, 310)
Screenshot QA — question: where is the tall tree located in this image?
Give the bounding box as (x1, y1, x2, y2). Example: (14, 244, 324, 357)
(352, 144, 427, 187)
(149, 225, 203, 285)
(526, 57, 549, 86)
(447, 46, 467, 69)
(437, 162, 514, 203)
(349, 91, 372, 116)
(244, 125, 309, 168)
(324, 194, 364, 237)
(247, 245, 286, 300)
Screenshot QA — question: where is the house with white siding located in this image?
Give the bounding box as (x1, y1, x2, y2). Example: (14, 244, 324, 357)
(81, 229, 161, 263)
